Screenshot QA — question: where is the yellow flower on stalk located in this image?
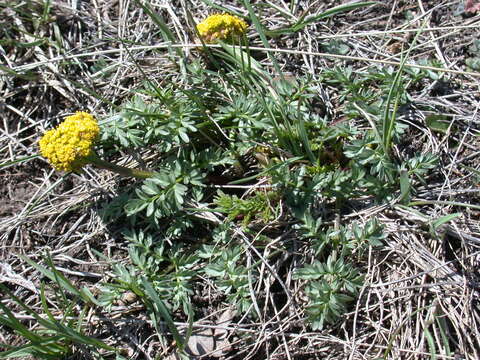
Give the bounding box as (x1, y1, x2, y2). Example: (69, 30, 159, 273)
(196, 13, 248, 44)
(39, 111, 99, 172)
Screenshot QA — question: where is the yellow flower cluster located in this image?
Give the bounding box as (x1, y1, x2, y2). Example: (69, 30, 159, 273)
(196, 13, 248, 43)
(39, 111, 99, 172)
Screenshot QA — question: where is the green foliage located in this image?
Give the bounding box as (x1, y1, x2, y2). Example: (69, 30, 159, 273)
(124, 151, 205, 226)
(201, 243, 254, 313)
(93, 51, 442, 333)
(298, 216, 385, 258)
(291, 213, 384, 328)
(4, 0, 457, 355)
(405, 153, 438, 182)
(293, 254, 364, 330)
(101, 92, 198, 152)
(0, 256, 114, 359)
(98, 230, 197, 314)
(214, 191, 279, 225)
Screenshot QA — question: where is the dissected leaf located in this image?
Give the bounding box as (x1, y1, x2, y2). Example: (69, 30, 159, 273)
(465, 57, 480, 71)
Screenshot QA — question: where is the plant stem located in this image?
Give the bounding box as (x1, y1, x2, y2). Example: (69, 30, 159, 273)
(89, 155, 155, 179)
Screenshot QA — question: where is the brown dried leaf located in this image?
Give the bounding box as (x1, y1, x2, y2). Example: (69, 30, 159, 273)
(210, 307, 237, 357)
(184, 307, 237, 358)
(214, 307, 237, 339)
(185, 328, 215, 357)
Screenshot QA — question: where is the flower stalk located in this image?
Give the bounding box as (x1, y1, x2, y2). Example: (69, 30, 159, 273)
(88, 153, 154, 179)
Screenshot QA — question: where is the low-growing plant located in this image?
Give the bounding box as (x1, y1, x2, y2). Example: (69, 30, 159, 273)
(5, 2, 453, 356)
(201, 243, 254, 314)
(29, 46, 444, 341)
(214, 190, 279, 225)
(293, 253, 364, 330)
(78, 49, 442, 334)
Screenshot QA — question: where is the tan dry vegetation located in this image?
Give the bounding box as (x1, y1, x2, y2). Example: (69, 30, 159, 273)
(1, 0, 480, 359)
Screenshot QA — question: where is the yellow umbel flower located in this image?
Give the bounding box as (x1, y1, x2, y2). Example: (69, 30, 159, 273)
(39, 111, 99, 172)
(196, 13, 248, 43)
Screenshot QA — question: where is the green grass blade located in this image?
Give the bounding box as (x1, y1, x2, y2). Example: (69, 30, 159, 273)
(296, 112, 316, 163)
(140, 278, 185, 349)
(0, 339, 66, 359)
(2, 39, 46, 48)
(198, 0, 246, 18)
(19, 254, 84, 300)
(0, 299, 43, 342)
(50, 322, 114, 351)
(0, 155, 39, 169)
(242, 0, 282, 76)
(40, 282, 57, 323)
(229, 157, 302, 185)
(424, 327, 437, 360)
(209, 47, 296, 154)
(430, 213, 462, 232)
(409, 200, 480, 211)
(219, 43, 265, 77)
(381, 19, 426, 156)
(0, 64, 39, 81)
(291, 2, 376, 32)
(381, 64, 404, 156)
(0, 284, 112, 351)
(435, 317, 452, 355)
(0, 286, 56, 332)
(41, 0, 52, 23)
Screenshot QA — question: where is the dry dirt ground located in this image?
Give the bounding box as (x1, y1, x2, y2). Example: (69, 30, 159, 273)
(1, 0, 480, 359)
